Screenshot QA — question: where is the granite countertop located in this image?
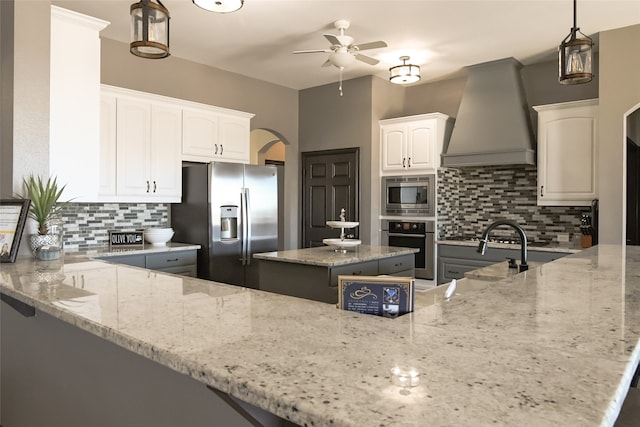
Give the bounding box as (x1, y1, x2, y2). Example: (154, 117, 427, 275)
(64, 242, 201, 258)
(438, 238, 583, 253)
(253, 244, 419, 267)
(464, 260, 544, 281)
(1, 245, 639, 426)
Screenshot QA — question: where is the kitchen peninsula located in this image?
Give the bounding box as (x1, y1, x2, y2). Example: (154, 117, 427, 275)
(1, 245, 639, 426)
(254, 244, 418, 303)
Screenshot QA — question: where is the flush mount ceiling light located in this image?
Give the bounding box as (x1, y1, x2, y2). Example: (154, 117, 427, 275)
(389, 56, 421, 84)
(130, 0, 170, 59)
(192, 0, 244, 13)
(558, 0, 594, 84)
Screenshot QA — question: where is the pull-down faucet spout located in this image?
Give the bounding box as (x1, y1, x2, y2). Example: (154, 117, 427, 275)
(477, 219, 528, 272)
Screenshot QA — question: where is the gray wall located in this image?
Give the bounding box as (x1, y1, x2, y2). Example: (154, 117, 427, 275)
(0, 0, 14, 198)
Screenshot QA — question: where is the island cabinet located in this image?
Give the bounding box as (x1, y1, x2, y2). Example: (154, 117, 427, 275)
(379, 113, 453, 174)
(255, 246, 416, 304)
(437, 243, 572, 284)
(182, 107, 253, 164)
(533, 99, 599, 206)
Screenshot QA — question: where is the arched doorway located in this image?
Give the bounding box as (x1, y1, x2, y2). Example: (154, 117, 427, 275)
(250, 129, 289, 250)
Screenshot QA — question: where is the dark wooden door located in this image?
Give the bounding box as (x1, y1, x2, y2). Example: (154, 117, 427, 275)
(301, 148, 359, 248)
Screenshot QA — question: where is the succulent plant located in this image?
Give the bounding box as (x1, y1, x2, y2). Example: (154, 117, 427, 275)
(22, 175, 68, 235)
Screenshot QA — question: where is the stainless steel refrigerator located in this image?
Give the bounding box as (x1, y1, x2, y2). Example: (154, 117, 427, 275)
(171, 162, 278, 289)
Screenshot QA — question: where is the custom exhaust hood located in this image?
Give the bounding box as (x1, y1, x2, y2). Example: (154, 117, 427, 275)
(441, 57, 535, 168)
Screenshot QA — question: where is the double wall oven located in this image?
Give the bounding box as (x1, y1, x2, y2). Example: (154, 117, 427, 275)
(381, 173, 437, 280)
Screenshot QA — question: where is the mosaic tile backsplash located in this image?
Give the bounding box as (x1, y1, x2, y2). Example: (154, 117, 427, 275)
(58, 203, 169, 250)
(437, 166, 593, 245)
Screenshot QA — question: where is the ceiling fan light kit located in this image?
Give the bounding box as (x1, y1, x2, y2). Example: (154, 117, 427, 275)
(192, 0, 244, 13)
(130, 0, 170, 59)
(389, 56, 421, 84)
(558, 0, 594, 85)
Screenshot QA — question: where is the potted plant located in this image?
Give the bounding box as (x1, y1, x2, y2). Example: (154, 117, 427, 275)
(22, 175, 68, 259)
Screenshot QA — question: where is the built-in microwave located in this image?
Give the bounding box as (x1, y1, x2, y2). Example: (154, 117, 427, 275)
(382, 175, 435, 216)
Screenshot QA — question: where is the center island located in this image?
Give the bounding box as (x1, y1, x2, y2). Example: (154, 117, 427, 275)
(254, 244, 418, 303)
(1, 244, 639, 426)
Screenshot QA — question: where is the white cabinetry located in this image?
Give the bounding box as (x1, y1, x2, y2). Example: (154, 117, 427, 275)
(100, 86, 182, 202)
(533, 99, 598, 206)
(182, 107, 252, 164)
(49, 6, 109, 201)
(380, 113, 453, 174)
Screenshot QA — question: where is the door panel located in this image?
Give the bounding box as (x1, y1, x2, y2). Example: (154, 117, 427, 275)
(302, 149, 359, 248)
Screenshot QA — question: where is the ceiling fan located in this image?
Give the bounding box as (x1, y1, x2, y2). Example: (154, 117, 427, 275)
(294, 19, 388, 95)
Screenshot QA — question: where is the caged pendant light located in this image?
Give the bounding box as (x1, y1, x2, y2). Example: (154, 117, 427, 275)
(130, 0, 170, 59)
(389, 56, 421, 84)
(558, 0, 593, 84)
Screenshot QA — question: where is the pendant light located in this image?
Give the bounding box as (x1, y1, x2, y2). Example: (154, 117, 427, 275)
(192, 0, 244, 13)
(558, 0, 593, 84)
(130, 0, 170, 59)
(389, 56, 421, 84)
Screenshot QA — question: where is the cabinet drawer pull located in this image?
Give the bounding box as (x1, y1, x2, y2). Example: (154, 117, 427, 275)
(402, 157, 406, 168)
(214, 144, 218, 155)
(146, 180, 150, 193)
(407, 157, 411, 167)
(220, 144, 224, 155)
(540, 185, 544, 197)
(394, 262, 403, 267)
(166, 258, 179, 263)
(448, 270, 460, 274)
(153, 181, 157, 193)
(352, 270, 362, 275)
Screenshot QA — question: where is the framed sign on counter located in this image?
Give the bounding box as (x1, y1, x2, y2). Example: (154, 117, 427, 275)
(0, 199, 30, 263)
(337, 275, 414, 318)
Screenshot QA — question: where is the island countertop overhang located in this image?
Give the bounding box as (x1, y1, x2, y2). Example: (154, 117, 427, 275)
(1, 245, 639, 427)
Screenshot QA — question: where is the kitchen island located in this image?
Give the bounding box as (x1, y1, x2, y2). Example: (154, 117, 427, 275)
(254, 244, 418, 303)
(1, 244, 639, 426)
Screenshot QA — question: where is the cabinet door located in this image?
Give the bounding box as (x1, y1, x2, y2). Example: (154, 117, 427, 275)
(537, 102, 598, 206)
(99, 93, 117, 197)
(150, 103, 182, 198)
(116, 97, 152, 196)
(218, 115, 250, 163)
(406, 120, 437, 171)
(182, 108, 219, 159)
(381, 124, 407, 172)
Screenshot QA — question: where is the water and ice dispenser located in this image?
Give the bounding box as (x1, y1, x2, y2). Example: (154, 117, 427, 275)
(220, 205, 238, 240)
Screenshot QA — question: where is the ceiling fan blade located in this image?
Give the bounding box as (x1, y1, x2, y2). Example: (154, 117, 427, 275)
(321, 58, 333, 67)
(355, 40, 388, 51)
(293, 49, 332, 54)
(355, 54, 380, 66)
(324, 34, 341, 46)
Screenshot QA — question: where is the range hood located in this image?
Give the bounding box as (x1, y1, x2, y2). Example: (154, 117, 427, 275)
(442, 57, 535, 168)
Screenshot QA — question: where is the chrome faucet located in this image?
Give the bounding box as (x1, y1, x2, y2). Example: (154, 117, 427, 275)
(477, 219, 528, 272)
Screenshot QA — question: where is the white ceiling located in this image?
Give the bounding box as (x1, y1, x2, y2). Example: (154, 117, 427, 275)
(53, 0, 640, 90)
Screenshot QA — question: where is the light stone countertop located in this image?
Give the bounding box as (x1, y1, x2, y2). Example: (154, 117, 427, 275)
(1, 244, 639, 427)
(438, 239, 583, 253)
(64, 242, 201, 258)
(464, 260, 544, 281)
(253, 244, 419, 267)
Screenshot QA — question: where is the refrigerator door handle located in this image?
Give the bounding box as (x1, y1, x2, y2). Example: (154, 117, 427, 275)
(244, 188, 252, 265)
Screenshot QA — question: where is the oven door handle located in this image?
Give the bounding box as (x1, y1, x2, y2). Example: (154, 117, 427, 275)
(387, 233, 426, 238)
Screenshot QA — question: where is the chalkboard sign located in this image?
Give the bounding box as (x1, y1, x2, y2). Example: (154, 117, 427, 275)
(109, 230, 144, 248)
(337, 275, 414, 318)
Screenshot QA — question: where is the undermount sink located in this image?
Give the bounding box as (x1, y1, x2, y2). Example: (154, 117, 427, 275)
(326, 221, 359, 229)
(322, 238, 361, 252)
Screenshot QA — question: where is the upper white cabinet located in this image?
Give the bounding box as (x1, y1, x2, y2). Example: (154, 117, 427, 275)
(182, 106, 253, 164)
(534, 99, 598, 206)
(380, 113, 453, 174)
(49, 6, 109, 201)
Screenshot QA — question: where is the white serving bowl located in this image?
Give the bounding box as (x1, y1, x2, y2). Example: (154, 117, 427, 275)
(144, 228, 174, 245)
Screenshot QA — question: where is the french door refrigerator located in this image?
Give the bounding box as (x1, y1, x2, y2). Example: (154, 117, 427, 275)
(171, 161, 278, 289)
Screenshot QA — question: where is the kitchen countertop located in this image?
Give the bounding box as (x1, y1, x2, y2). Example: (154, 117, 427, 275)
(438, 238, 583, 253)
(253, 244, 419, 267)
(463, 260, 544, 281)
(1, 244, 639, 426)
(64, 242, 201, 258)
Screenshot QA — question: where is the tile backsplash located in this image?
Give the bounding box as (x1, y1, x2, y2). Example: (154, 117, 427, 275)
(437, 166, 593, 244)
(59, 203, 169, 250)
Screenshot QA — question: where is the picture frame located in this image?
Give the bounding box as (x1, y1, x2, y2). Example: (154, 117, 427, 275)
(0, 199, 31, 263)
(337, 275, 414, 318)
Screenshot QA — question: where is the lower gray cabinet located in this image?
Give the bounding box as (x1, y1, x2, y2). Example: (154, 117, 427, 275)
(437, 244, 570, 285)
(98, 250, 197, 277)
